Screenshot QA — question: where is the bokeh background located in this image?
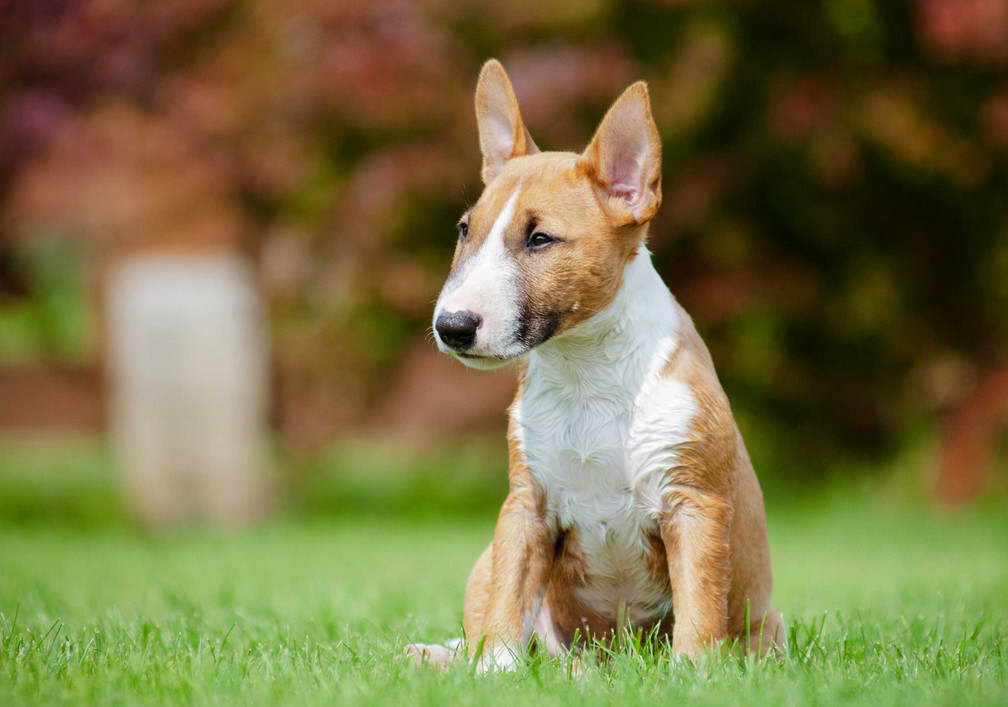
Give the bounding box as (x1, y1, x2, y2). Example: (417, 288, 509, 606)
(1, 0, 1007, 525)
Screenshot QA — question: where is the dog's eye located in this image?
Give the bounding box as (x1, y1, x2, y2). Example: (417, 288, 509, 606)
(527, 232, 555, 249)
(457, 221, 469, 240)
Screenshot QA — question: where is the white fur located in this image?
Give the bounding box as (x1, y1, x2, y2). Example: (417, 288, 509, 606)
(433, 186, 522, 366)
(514, 247, 696, 628)
(403, 638, 463, 668)
(477, 643, 520, 674)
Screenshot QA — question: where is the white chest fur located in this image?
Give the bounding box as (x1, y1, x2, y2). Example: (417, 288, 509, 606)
(512, 250, 697, 623)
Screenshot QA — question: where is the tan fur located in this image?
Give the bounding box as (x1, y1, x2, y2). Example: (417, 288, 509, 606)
(655, 317, 783, 655)
(413, 59, 782, 670)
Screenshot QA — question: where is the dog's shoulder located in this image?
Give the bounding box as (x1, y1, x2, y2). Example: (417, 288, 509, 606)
(654, 309, 739, 496)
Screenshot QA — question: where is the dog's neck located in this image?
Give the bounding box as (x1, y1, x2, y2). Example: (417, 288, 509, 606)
(526, 246, 681, 401)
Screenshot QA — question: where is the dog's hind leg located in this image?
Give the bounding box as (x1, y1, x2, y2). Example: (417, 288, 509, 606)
(462, 544, 494, 644)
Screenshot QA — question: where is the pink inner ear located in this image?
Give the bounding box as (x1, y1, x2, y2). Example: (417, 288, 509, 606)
(609, 182, 640, 205)
(606, 144, 645, 204)
(487, 112, 515, 162)
(595, 90, 655, 207)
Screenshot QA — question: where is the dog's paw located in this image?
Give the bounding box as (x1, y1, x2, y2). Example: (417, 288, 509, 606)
(403, 640, 462, 670)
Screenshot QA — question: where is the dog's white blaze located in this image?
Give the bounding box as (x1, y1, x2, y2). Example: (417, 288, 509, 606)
(434, 185, 521, 363)
(515, 247, 697, 627)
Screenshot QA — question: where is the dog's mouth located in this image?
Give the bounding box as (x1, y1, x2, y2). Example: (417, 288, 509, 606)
(457, 352, 507, 360)
(451, 350, 519, 370)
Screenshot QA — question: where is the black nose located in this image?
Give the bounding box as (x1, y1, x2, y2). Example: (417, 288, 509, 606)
(435, 310, 482, 350)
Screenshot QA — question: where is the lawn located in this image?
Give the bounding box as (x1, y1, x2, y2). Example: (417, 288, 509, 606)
(0, 438, 1006, 705)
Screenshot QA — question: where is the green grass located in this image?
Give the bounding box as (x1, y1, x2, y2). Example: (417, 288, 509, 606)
(0, 438, 1006, 705)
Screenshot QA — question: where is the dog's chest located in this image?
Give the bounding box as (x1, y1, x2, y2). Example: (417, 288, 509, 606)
(515, 340, 696, 621)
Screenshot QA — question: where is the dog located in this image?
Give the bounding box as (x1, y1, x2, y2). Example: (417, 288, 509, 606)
(406, 59, 784, 672)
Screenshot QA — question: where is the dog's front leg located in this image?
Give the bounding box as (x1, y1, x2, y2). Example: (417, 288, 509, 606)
(660, 488, 732, 658)
(474, 481, 554, 672)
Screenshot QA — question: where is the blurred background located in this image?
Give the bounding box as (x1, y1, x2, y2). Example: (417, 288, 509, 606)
(1, 0, 1007, 526)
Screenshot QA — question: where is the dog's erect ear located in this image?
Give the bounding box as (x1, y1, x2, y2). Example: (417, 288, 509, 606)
(475, 59, 539, 184)
(578, 82, 662, 226)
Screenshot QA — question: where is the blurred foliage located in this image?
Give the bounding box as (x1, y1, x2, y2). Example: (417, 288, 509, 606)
(1, 0, 1007, 466)
(0, 239, 92, 363)
(290, 440, 510, 520)
(2, 433, 1001, 531)
(0, 436, 512, 527)
(0, 437, 121, 528)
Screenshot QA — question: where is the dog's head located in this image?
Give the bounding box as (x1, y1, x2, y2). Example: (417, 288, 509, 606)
(432, 60, 662, 369)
